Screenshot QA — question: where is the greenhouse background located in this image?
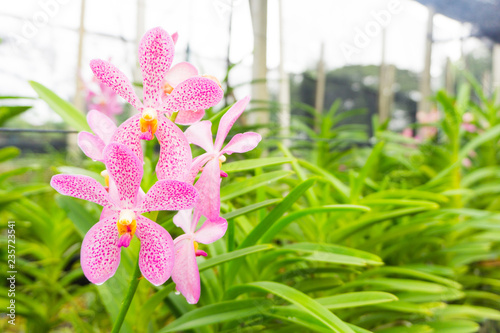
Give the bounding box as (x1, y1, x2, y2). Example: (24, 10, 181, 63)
(1, 0, 500, 332)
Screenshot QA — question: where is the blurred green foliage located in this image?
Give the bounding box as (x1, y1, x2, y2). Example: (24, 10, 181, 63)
(1, 74, 500, 332)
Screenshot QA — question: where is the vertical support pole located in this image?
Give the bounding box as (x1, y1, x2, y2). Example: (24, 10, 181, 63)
(314, 43, 326, 132)
(278, 0, 290, 149)
(249, 0, 269, 126)
(135, 0, 146, 87)
(69, 0, 86, 161)
(418, 6, 434, 114)
(492, 43, 500, 103)
(74, 0, 86, 112)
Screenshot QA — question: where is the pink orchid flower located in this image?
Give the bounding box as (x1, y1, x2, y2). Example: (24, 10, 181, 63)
(77, 110, 117, 162)
(184, 96, 261, 220)
(50, 143, 198, 285)
(90, 27, 222, 181)
(161, 62, 213, 125)
(172, 209, 227, 304)
(86, 79, 123, 119)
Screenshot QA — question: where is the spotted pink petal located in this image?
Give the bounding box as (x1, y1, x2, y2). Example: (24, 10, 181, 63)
(138, 180, 198, 213)
(155, 116, 192, 181)
(221, 132, 262, 155)
(90, 59, 142, 110)
(194, 158, 221, 221)
(173, 209, 195, 234)
(136, 215, 175, 286)
(164, 62, 198, 88)
(81, 215, 121, 285)
(110, 114, 144, 163)
(186, 153, 213, 184)
(100, 206, 116, 220)
(139, 27, 174, 108)
(195, 217, 228, 244)
(78, 131, 105, 161)
(87, 110, 117, 144)
(175, 109, 206, 125)
(184, 120, 214, 153)
(172, 237, 200, 304)
(214, 96, 250, 151)
(162, 77, 223, 114)
(51, 174, 113, 208)
(103, 143, 143, 209)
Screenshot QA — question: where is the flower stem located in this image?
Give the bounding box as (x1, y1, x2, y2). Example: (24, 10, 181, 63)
(169, 111, 179, 123)
(111, 260, 142, 333)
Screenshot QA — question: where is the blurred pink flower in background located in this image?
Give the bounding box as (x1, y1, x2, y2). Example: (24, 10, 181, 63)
(462, 112, 477, 133)
(416, 108, 439, 140)
(86, 77, 123, 119)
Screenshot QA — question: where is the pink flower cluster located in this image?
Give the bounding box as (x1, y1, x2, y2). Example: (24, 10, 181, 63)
(51, 27, 261, 304)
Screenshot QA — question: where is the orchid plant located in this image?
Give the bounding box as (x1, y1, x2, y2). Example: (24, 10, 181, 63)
(50, 26, 261, 330)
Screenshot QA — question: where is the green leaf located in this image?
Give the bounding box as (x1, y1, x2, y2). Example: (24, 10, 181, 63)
(376, 325, 433, 333)
(222, 199, 281, 220)
(330, 206, 438, 242)
(335, 278, 449, 294)
(298, 159, 350, 201)
(220, 170, 292, 200)
(138, 245, 273, 328)
(56, 196, 96, 237)
(0, 147, 20, 162)
(308, 291, 398, 310)
(282, 243, 383, 266)
(198, 244, 274, 272)
(425, 123, 500, 187)
(350, 141, 385, 202)
(159, 299, 274, 332)
(363, 189, 449, 204)
(0, 105, 31, 126)
(260, 205, 370, 243)
(226, 281, 355, 333)
(29, 81, 89, 131)
(359, 267, 462, 289)
(223, 157, 293, 173)
(425, 320, 479, 333)
(237, 178, 317, 249)
(433, 304, 500, 320)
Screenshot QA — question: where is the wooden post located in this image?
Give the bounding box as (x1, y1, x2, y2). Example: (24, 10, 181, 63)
(249, 0, 269, 126)
(278, 0, 290, 149)
(134, 0, 146, 90)
(74, 0, 86, 112)
(492, 43, 500, 103)
(418, 6, 434, 114)
(314, 43, 326, 132)
(378, 64, 396, 123)
(69, 0, 86, 161)
(378, 28, 396, 123)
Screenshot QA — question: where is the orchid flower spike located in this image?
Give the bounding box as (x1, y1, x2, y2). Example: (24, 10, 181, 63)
(183, 96, 261, 220)
(172, 209, 227, 304)
(77, 110, 117, 163)
(90, 27, 223, 181)
(50, 143, 198, 285)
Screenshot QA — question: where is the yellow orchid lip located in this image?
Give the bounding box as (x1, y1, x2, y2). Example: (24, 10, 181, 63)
(117, 209, 137, 237)
(163, 82, 174, 95)
(140, 108, 158, 135)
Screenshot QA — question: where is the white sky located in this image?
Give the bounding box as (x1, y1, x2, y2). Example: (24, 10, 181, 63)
(0, 0, 485, 125)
